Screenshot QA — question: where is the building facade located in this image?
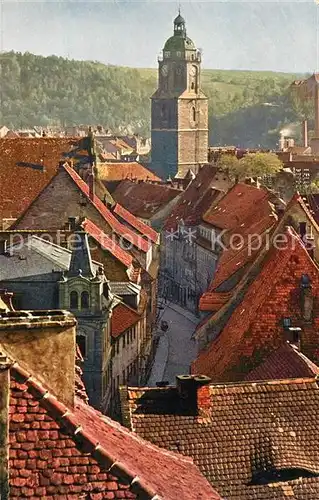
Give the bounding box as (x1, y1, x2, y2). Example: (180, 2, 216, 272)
(151, 13, 208, 179)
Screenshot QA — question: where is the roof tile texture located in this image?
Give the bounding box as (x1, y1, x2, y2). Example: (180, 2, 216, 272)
(127, 378, 319, 499)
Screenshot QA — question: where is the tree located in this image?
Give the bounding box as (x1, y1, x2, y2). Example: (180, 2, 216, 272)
(239, 152, 283, 178)
(217, 152, 283, 181)
(217, 154, 242, 181)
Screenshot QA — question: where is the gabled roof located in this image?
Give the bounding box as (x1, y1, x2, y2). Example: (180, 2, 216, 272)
(81, 218, 133, 268)
(97, 161, 161, 183)
(111, 302, 141, 338)
(7, 358, 218, 500)
(164, 165, 224, 231)
(245, 342, 319, 381)
(114, 203, 158, 243)
(64, 165, 151, 253)
(113, 180, 181, 219)
(0, 137, 76, 221)
(124, 377, 319, 500)
(203, 183, 272, 230)
(192, 227, 319, 380)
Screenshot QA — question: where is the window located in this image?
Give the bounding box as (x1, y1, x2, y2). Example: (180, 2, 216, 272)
(123, 334, 126, 349)
(176, 51, 181, 58)
(191, 82, 195, 90)
(76, 334, 86, 358)
(164, 51, 170, 58)
(81, 291, 89, 309)
(70, 291, 78, 309)
(116, 340, 120, 355)
(192, 107, 196, 122)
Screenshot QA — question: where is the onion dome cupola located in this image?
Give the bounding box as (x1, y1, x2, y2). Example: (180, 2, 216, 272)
(163, 12, 196, 55)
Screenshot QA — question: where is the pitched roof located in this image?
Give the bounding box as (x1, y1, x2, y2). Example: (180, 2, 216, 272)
(125, 378, 319, 499)
(0, 137, 75, 221)
(113, 180, 181, 219)
(192, 227, 319, 380)
(202, 183, 272, 230)
(97, 162, 161, 183)
(81, 218, 133, 268)
(111, 302, 141, 338)
(164, 165, 223, 231)
(64, 165, 151, 253)
(245, 342, 319, 381)
(7, 359, 218, 500)
(114, 203, 158, 243)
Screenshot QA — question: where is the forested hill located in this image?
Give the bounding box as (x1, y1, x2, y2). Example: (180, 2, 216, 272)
(0, 51, 311, 148)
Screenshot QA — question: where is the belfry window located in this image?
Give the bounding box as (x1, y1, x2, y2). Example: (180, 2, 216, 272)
(81, 291, 89, 309)
(70, 291, 78, 309)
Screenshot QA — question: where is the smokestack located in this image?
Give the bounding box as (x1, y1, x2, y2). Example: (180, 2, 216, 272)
(302, 120, 308, 148)
(279, 132, 285, 151)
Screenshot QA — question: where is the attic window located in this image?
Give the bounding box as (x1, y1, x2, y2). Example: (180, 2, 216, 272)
(282, 317, 292, 329)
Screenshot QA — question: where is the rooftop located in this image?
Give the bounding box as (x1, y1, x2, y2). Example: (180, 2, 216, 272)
(164, 165, 224, 232)
(124, 376, 319, 499)
(113, 180, 181, 219)
(97, 162, 160, 183)
(0, 137, 75, 222)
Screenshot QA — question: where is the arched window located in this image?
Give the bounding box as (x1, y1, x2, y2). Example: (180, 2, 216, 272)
(70, 291, 78, 309)
(191, 82, 195, 90)
(76, 334, 87, 358)
(81, 291, 89, 309)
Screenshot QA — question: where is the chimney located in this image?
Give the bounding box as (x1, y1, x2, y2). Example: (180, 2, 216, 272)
(302, 120, 308, 148)
(300, 274, 313, 322)
(0, 353, 10, 499)
(0, 310, 76, 407)
(88, 169, 95, 200)
(279, 132, 285, 151)
(176, 374, 211, 415)
(68, 216, 77, 231)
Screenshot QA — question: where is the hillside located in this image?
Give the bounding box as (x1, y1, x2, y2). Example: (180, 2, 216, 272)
(0, 51, 311, 148)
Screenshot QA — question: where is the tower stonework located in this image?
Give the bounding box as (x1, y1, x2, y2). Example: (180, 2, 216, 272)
(151, 13, 208, 179)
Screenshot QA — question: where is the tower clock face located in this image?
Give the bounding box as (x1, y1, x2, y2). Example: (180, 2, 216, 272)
(161, 65, 168, 76)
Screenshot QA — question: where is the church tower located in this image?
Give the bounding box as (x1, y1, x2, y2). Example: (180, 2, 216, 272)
(151, 12, 208, 179)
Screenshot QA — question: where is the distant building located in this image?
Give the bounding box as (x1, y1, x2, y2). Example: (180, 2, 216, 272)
(151, 13, 208, 179)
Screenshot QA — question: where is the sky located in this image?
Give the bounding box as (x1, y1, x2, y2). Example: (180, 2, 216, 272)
(0, 0, 319, 73)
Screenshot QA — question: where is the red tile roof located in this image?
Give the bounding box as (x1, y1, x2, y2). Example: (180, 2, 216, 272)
(203, 183, 272, 230)
(192, 227, 319, 381)
(114, 203, 158, 243)
(81, 218, 133, 268)
(7, 360, 217, 499)
(164, 165, 224, 231)
(0, 137, 76, 221)
(97, 162, 161, 183)
(245, 342, 319, 381)
(125, 377, 319, 500)
(64, 165, 151, 253)
(111, 303, 141, 338)
(113, 180, 181, 219)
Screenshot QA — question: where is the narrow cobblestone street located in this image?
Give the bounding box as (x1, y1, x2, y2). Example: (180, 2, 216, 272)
(148, 301, 199, 386)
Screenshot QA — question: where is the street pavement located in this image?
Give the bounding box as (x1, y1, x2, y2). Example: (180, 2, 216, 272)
(148, 301, 199, 386)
